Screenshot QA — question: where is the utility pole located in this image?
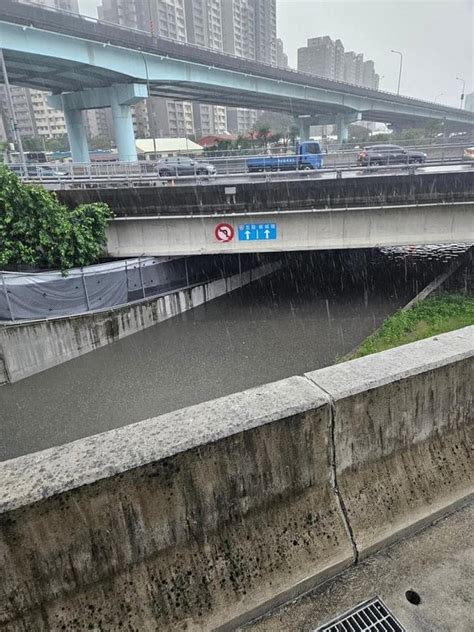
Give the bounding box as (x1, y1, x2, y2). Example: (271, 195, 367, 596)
(0, 48, 25, 163)
(456, 77, 465, 109)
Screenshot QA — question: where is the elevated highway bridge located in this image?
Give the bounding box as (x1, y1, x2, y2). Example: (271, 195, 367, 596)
(0, 0, 472, 162)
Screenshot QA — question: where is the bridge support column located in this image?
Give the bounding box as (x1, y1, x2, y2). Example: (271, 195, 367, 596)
(298, 118, 311, 141)
(49, 83, 148, 163)
(63, 108, 90, 163)
(335, 112, 362, 144)
(336, 114, 349, 144)
(110, 90, 137, 162)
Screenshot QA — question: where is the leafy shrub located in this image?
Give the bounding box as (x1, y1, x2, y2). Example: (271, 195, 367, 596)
(0, 165, 112, 272)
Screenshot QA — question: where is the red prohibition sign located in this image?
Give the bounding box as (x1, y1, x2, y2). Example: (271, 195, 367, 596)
(215, 223, 235, 243)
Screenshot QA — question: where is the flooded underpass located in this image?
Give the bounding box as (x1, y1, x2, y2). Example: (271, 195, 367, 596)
(0, 245, 469, 462)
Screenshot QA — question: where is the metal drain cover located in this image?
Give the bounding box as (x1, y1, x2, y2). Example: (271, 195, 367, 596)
(315, 597, 406, 631)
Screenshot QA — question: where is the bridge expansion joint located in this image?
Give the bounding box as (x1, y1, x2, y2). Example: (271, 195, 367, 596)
(304, 375, 360, 564)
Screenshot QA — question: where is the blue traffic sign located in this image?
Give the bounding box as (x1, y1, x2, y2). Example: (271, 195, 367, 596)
(238, 223, 277, 241)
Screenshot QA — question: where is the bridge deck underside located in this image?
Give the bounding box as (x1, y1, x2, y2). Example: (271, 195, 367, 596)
(1, 43, 473, 127)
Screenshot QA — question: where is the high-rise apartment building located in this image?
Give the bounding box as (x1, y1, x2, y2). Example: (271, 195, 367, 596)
(334, 39, 345, 82)
(254, 0, 276, 66)
(222, 0, 277, 134)
(98, 0, 143, 27)
(184, 0, 227, 136)
(276, 38, 288, 69)
(29, 89, 68, 138)
(222, 0, 256, 60)
(20, 0, 79, 10)
(298, 36, 335, 80)
(0, 86, 37, 139)
(298, 36, 379, 90)
(0, 86, 68, 142)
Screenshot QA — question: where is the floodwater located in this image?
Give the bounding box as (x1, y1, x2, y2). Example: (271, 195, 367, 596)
(0, 247, 465, 461)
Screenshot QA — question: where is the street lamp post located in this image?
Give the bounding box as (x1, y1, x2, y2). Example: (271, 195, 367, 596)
(456, 77, 465, 109)
(434, 92, 445, 103)
(391, 49, 403, 95)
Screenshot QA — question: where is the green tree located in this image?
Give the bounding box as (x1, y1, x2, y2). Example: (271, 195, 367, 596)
(349, 124, 371, 143)
(0, 165, 111, 272)
(256, 124, 271, 148)
(89, 135, 112, 150)
(288, 125, 300, 145)
(46, 134, 69, 151)
(23, 136, 45, 152)
(45, 139, 67, 152)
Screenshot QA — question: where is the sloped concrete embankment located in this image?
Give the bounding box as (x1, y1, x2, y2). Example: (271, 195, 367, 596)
(0, 261, 281, 385)
(0, 327, 472, 631)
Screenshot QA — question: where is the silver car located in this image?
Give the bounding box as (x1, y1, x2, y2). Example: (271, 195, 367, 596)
(157, 157, 216, 177)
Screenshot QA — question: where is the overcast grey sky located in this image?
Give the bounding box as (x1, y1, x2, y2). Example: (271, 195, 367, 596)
(79, 0, 473, 106)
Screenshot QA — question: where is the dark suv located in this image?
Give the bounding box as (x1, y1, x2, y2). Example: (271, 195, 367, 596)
(157, 157, 216, 177)
(358, 144, 427, 166)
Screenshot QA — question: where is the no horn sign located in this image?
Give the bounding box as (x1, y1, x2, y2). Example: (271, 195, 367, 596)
(215, 223, 235, 243)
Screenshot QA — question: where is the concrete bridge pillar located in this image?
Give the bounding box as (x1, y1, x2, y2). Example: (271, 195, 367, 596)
(298, 118, 311, 141)
(62, 107, 90, 163)
(109, 90, 137, 162)
(336, 114, 349, 144)
(335, 112, 363, 143)
(49, 83, 148, 163)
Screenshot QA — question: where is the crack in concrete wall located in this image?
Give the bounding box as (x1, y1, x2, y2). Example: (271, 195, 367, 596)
(305, 375, 360, 565)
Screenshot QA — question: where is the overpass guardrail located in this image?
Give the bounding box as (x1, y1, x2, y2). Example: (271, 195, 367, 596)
(5, 148, 473, 191)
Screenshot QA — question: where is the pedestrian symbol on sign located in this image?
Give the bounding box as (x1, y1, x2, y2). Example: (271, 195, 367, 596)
(215, 223, 235, 243)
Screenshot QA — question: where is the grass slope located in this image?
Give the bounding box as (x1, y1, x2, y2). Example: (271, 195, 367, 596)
(350, 294, 474, 359)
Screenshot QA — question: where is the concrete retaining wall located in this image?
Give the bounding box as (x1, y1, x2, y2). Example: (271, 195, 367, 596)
(0, 327, 472, 630)
(0, 261, 280, 384)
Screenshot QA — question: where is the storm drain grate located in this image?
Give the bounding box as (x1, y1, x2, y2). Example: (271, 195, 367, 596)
(315, 597, 406, 631)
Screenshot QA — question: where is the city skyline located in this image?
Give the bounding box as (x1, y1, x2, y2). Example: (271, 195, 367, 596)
(78, 0, 472, 107)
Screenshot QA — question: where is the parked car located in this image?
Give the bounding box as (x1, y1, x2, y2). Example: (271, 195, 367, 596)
(358, 144, 427, 166)
(463, 147, 474, 162)
(156, 157, 216, 177)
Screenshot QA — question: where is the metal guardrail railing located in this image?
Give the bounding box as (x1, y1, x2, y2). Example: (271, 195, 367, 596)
(6, 151, 472, 190)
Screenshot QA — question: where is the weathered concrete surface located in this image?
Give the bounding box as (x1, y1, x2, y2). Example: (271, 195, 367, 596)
(0, 261, 280, 384)
(244, 502, 474, 632)
(306, 327, 474, 557)
(57, 170, 474, 217)
(106, 202, 474, 257)
(0, 328, 472, 630)
(0, 378, 353, 631)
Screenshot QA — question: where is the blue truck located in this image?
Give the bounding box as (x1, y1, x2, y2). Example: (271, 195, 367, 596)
(246, 141, 323, 173)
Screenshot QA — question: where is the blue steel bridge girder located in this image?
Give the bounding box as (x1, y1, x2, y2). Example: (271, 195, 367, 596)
(1, 20, 472, 162)
(1, 20, 473, 129)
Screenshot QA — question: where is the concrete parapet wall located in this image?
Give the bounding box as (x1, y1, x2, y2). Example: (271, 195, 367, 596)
(306, 330, 474, 557)
(0, 327, 472, 630)
(0, 261, 280, 384)
(57, 170, 474, 217)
